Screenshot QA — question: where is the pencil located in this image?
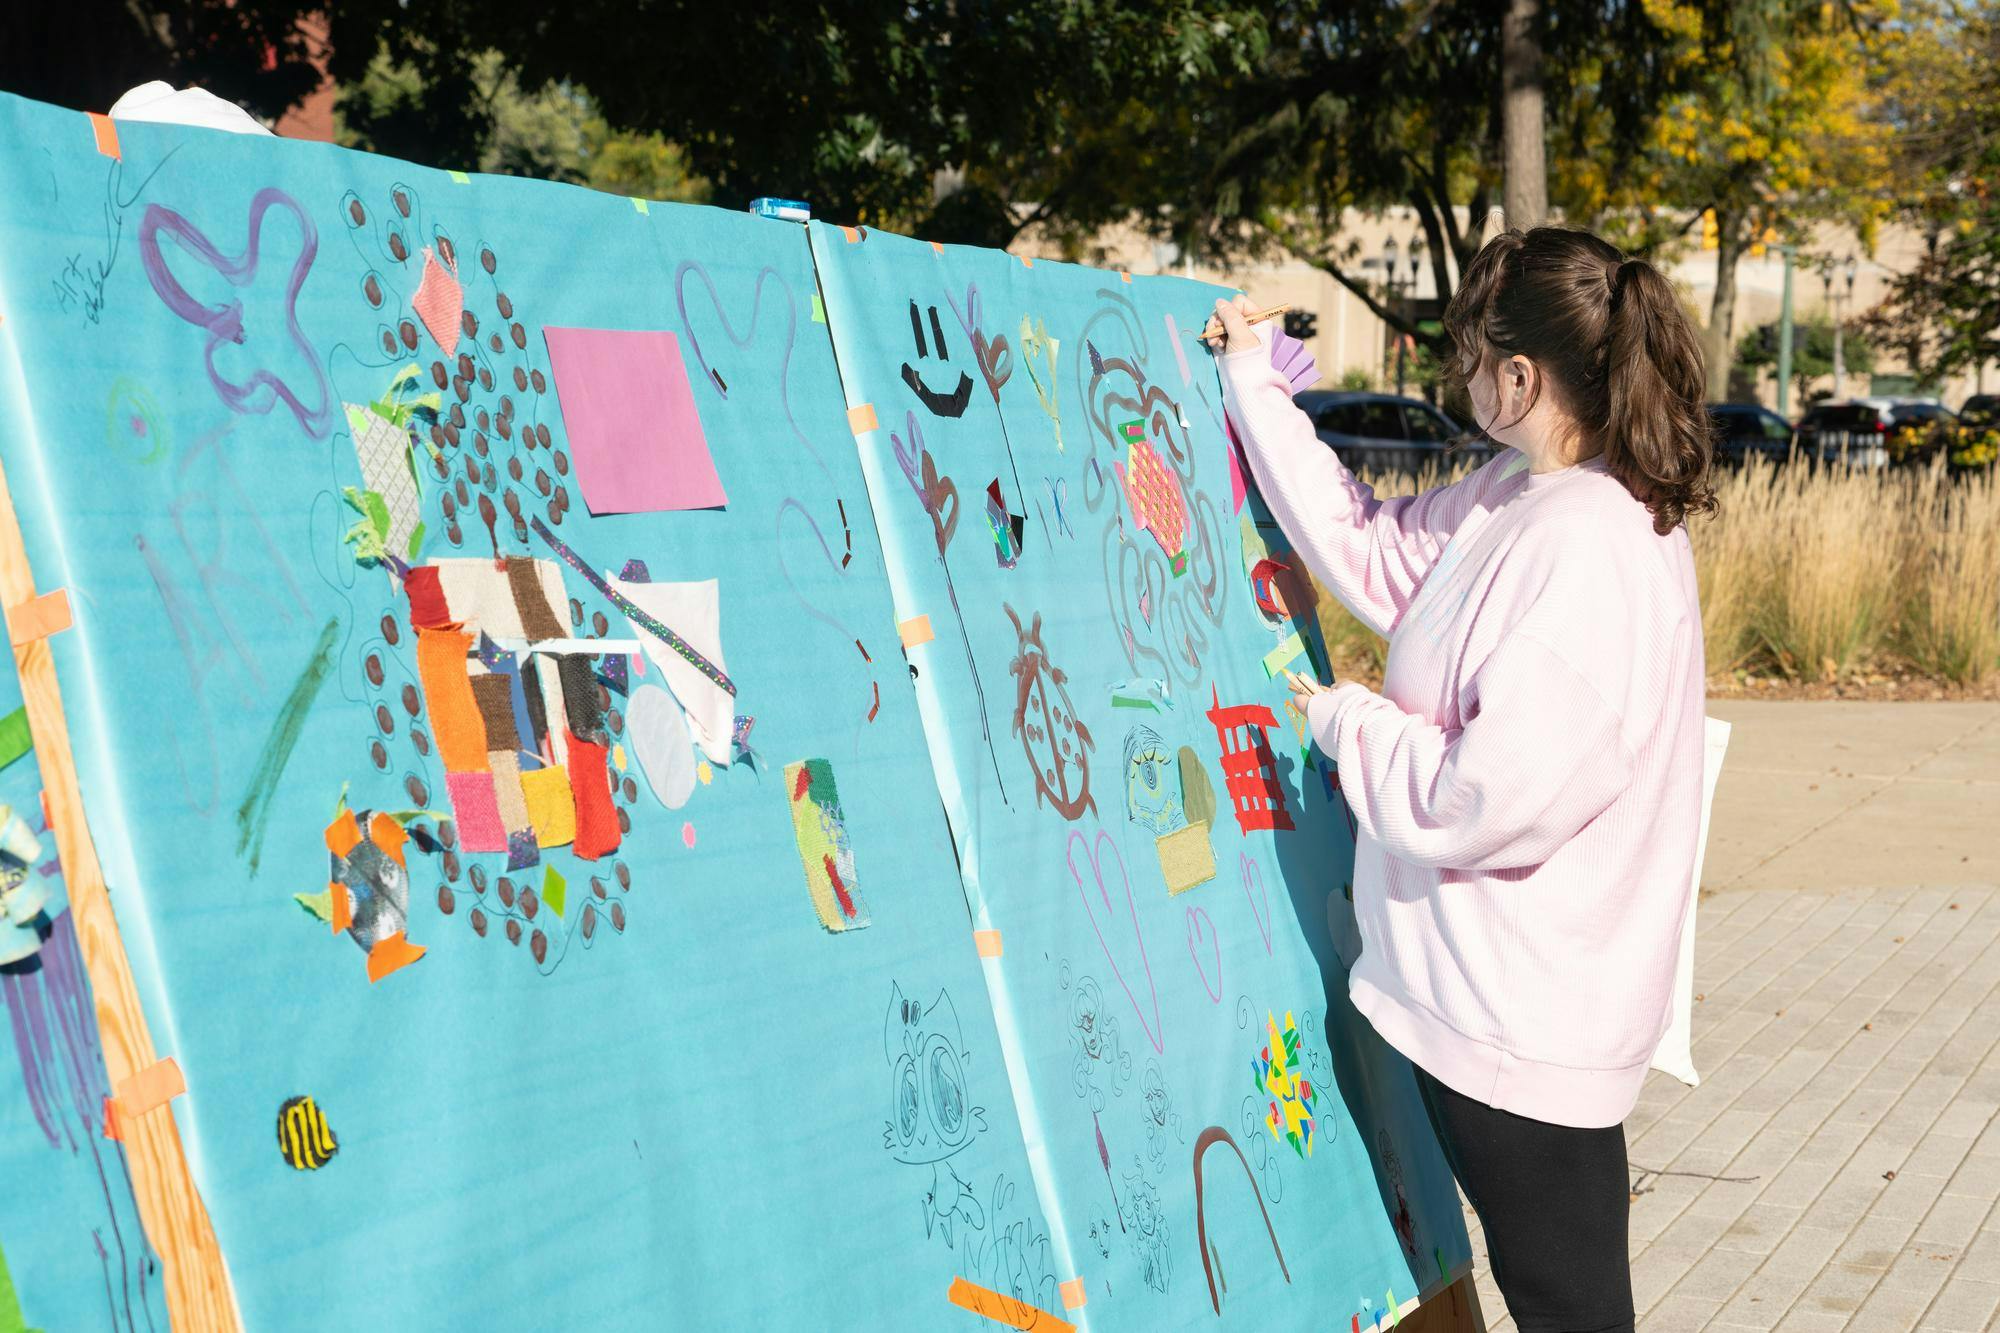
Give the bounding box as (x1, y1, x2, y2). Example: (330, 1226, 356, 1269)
(1190, 304, 1292, 340)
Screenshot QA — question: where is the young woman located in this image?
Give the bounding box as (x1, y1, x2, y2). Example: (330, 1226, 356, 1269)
(1209, 227, 1713, 1333)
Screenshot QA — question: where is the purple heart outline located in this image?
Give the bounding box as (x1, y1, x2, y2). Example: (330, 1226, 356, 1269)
(138, 187, 333, 439)
(1186, 905, 1223, 1003)
(1242, 851, 1273, 954)
(1069, 827, 1163, 1053)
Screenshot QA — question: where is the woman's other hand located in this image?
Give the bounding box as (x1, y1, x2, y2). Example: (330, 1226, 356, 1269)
(1207, 295, 1261, 356)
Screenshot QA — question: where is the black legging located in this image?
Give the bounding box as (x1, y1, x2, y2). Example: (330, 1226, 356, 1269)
(1414, 1068, 1635, 1333)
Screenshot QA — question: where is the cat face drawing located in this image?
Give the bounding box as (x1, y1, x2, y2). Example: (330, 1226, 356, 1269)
(884, 984, 988, 1166)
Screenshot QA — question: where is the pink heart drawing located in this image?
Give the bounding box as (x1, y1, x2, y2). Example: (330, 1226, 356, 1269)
(1069, 828, 1163, 1054)
(1185, 905, 1223, 1003)
(1241, 852, 1273, 955)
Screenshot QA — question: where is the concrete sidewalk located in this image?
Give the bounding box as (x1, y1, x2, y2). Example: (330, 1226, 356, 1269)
(1464, 703, 2000, 1331)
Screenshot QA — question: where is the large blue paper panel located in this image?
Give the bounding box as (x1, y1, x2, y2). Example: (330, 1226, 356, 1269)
(810, 223, 1471, 1326)
(0, 96, 1046, 1330)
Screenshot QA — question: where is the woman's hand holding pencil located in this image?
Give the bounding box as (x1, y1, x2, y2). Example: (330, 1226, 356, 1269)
(1198, 297, 1288, 353)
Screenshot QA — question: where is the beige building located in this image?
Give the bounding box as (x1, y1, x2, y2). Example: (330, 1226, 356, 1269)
(1028, 207, 1992, 414)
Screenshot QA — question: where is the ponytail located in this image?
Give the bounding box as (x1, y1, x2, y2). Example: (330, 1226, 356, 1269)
(1445, 229, 1717, 535)
(1605, 260, 1716, 534)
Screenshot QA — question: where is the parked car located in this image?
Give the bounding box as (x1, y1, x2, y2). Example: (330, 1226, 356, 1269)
(1797, 399, 1958, 468)
(1706, 403, 1796, 466)
(1293, 391, 1488, 474)
(1959, 394, 1999, 428)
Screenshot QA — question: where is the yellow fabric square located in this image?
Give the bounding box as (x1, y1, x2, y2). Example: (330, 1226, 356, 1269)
(520, 765, 576, 848)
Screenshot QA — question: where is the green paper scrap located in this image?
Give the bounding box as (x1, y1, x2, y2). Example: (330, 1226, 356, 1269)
(542, 864, 566, 918)
(0, 707, 31, 771)
(447, 169, 471, 184)
(293, 888, 334, 923)
(1262, 630, 1306, 678)
(810, 293, 826, 323)
(631, 197, 650, 215)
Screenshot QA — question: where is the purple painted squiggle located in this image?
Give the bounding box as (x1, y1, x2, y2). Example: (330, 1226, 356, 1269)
(137, 187, 333, 439)
(3, 914, 158, 1331)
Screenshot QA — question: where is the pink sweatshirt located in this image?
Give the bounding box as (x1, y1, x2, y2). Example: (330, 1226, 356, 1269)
(1221, 339, 1706, 1130)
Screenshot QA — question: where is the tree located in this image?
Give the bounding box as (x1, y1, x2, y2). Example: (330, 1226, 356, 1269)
(1503, 0, 1550, 229)
(336, 47, 709, 203)
(1864, 0, 2000, 386)
(1641, 0, 1897, 397)
(0, 1, 323, 123)
(1160, 0, 1699, 356)
(1734, 314, 1876, 402)
(318, 1, 1266, 249)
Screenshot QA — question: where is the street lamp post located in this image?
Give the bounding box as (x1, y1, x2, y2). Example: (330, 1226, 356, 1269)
(1381, 233, 1425, 398)
(1832, 256, 1857, 399)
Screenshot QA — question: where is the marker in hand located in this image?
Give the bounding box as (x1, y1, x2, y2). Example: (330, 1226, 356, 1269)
(1283, 668, 1335, 720)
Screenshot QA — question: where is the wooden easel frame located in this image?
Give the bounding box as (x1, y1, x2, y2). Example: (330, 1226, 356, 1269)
(0, 451, 239, 1330)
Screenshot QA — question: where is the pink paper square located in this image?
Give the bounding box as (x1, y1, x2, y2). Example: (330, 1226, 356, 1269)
(444, 771, 506, 852)
(543, 327, 727, 514)
(412, 249, 462, 357)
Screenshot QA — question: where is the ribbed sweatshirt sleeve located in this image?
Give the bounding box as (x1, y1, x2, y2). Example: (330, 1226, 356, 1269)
(1305, 634, 1637, 871)
(1217, 336, 1494, 638)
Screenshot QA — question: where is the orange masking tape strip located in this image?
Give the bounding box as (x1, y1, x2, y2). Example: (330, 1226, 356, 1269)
(847, 403, 879, 435)
(898, 615, 934, 648)
(6, 588, 72, 645)
(840, 225, 861, 243)
(113, 1058, 186, 1124)
(88, 112, 120, 159)
(931, 240, 945, 255)
(329, 881, 352, 934)
(946, 1277, 1073, 1333)
(974, 930, 1002, 959)
(1060, 1278, 1087, 1310)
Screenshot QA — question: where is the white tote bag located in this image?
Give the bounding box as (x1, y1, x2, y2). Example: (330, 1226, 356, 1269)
(1650, 716, 1732, 1086)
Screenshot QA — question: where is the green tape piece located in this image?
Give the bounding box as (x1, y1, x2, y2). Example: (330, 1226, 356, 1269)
(0, 708, 30, 771)
(810, 292, 826, 323)
(630, 197, 650, 215)
(0, 1235, 42, 1333)
(447, 169, 470, 184)
(542, 864, 566, 918)
(1261, 630, 1306, 678)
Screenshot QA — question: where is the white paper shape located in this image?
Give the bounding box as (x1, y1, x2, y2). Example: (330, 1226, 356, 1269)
(627, 685, 698, 810)
(610, 577, 732, 765)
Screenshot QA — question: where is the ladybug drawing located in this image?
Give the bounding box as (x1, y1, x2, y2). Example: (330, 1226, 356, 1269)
(1005, 604, 1095, 820)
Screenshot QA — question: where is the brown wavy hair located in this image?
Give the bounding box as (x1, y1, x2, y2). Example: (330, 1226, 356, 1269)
(1444, 227, 1716, 534)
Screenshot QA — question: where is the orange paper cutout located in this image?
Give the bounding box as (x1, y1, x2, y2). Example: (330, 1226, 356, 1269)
(367, 811, 408, 866)
(416, 627, 492, 772)
(6, 588, 73, 646)
(323, 809, 362, 859)
(88, 112, 121, 159)
(946, 1277, 1073, 1333)
(328, 881, 352, 934)
(366, 932, 426, 982)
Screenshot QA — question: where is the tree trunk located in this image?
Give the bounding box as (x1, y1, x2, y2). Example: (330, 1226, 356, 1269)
(1706, 216, 1745, 400)
(1501, 0, 1547, 230)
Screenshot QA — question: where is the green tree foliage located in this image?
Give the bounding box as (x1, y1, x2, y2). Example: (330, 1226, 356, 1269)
(1734, 313, 1877, 401)
(336, 48, 708, 203)
(1865, 0, 2000, 383)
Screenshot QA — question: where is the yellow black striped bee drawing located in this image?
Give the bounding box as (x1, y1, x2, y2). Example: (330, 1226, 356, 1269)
(277, 1096, 338, 1170)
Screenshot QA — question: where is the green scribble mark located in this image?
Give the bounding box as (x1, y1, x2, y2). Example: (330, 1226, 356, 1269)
(235, 617, 341, 877)
(0, 1235, 43, 1333)
(293, 888, 333, 923)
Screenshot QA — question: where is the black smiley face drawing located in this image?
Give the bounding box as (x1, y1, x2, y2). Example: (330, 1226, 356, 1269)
(901, 300, 974, 417)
